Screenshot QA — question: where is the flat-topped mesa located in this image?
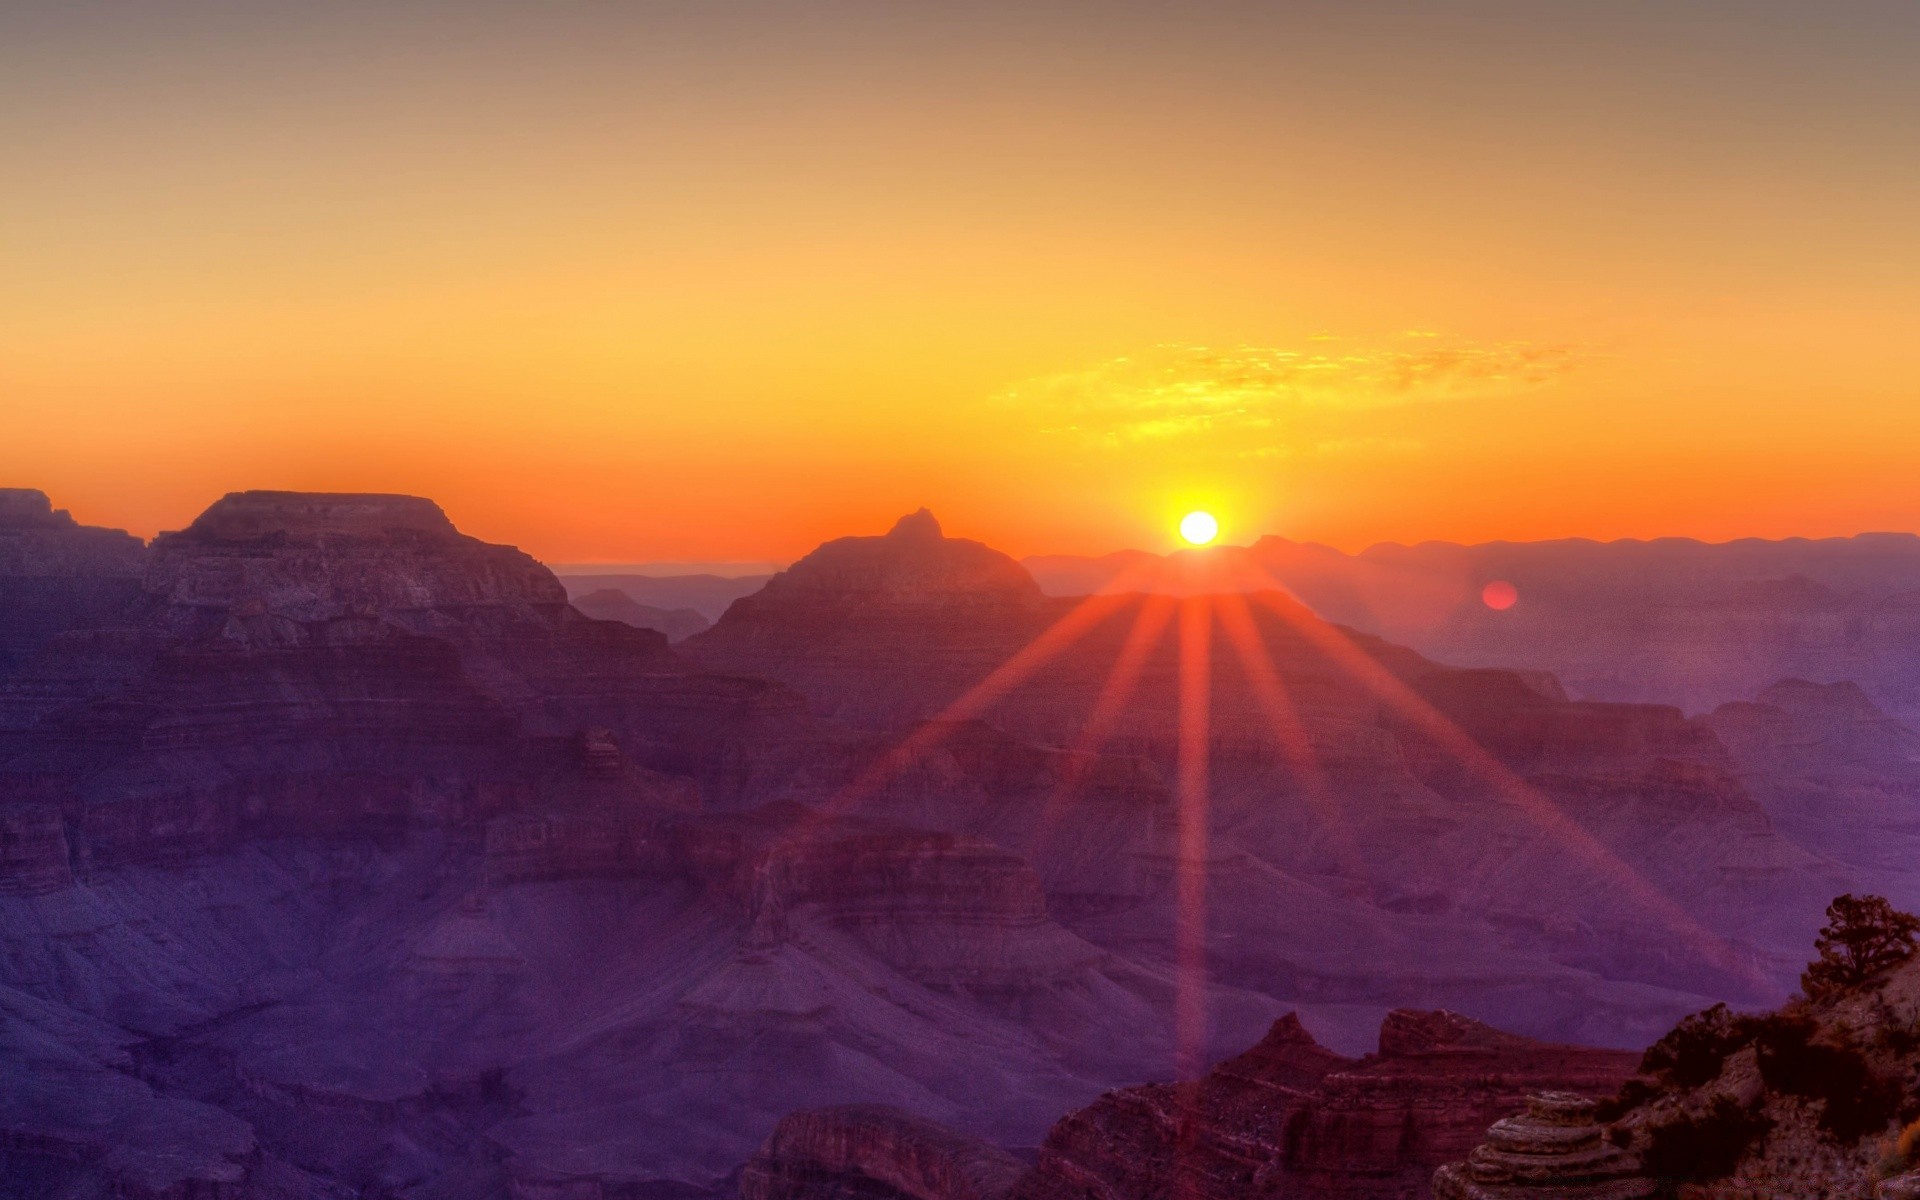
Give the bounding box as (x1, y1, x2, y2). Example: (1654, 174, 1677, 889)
(144, 490, 569, 625)
(175, 490, 458, 542)
(740, 1104, 1026, 1200)
(1432, 1093, 1655, 1200)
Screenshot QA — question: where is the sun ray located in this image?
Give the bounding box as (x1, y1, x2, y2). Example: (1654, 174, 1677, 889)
(1213, 590, 1367, 879)
(781, 561, 1169, 848)
(1232, 572, 1763, 984)
(1174, 594, 1212, 1078)
(1027, 593, 1178, 860)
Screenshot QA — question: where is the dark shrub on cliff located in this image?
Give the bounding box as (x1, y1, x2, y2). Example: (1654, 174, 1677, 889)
(1753, 1014, 1901, 1143)
(1639, 1003, 1762, 1088)
(1642, 1097, 1774, 1183)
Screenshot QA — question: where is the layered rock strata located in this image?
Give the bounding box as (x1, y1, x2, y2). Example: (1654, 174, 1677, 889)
(1013, 1009, 1639, 1200)
(739, 1104, 1025, 1200)
(1431, 1092, 1654, 1199)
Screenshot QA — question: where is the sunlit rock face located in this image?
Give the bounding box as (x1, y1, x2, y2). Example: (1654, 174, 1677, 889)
(1012, 1009, 1639, 1200)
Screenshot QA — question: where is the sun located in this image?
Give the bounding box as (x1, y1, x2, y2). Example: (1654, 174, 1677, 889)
(1178, 510, 1219, 546)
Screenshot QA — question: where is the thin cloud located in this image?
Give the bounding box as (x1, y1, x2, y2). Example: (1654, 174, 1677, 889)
(1000, 339, 1584, 454)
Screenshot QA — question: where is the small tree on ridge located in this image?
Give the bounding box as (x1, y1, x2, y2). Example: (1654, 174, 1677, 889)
(1802, 894, 1920, 1001)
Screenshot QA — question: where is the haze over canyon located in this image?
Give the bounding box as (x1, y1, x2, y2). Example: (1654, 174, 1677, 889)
(4, 486, 1920, 1198)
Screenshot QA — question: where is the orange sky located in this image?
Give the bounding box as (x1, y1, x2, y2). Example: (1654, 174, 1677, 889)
(4, 2, 1918, 563)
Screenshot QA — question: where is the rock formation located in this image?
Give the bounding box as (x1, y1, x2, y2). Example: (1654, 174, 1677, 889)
(0, 488, 145, 683)
(1561, 929, 1920, 1198)
(1708, 679, 1920, 914)
(1431, 1092, 1653, 1199)
(739, 1105, 1025, 1200)
(1013, 1009, 1639, 1200)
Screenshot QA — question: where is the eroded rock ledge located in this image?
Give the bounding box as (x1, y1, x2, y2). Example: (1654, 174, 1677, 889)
(1432, 1092, 1654, 1200)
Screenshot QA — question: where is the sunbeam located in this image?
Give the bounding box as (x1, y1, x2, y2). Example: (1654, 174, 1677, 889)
(782, 561, 1168, 848)
(1214, 590, 1368, 879)
(1231, 571, 1764, 986)
(1028, 593, 1178, 859)
(1174, 595, 1212, 1078)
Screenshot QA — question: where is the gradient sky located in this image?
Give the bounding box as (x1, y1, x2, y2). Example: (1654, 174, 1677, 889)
(5, 1, 1918, 562)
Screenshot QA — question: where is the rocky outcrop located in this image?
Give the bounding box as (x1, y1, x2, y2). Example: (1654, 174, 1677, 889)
(739, 1105, 1025, 1200)
(1581, 941, 1920, 1198)
(0, 488, 145, 683)
(1431, 1092, 1653, 1199)
(1013, 1013, 1351, 1200)
(1279, 1012, 1642, 1199)
(1013, 1009, 1638, 1200)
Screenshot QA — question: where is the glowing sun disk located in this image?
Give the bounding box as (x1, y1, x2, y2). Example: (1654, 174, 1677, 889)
(1179, 510, 1220, 546)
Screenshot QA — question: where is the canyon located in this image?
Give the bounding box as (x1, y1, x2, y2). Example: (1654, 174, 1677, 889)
(1, 491, 1915, 1198)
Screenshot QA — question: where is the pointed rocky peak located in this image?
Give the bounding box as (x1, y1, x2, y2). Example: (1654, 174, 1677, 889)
(177, 491, 457, 545)
(1214, 1012, 1357, 1090)
(887, 507, 944, 541)
(720, 511, 1040, 608)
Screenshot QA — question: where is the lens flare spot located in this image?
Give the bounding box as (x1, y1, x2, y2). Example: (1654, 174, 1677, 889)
(1179, 511, 1219, 546)
(1482, 580, 1518, 610)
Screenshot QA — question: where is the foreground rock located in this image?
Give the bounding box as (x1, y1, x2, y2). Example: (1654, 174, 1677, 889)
(1432, 1092, 1653, 1199)
(740, 1105, 1024, 1200)
(1013, 1009, 1638, 1200)
(1559, 926, 1920, 1198)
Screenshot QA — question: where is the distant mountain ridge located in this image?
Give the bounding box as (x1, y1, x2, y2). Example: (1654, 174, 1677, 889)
(1024, 531, 1920, 719)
